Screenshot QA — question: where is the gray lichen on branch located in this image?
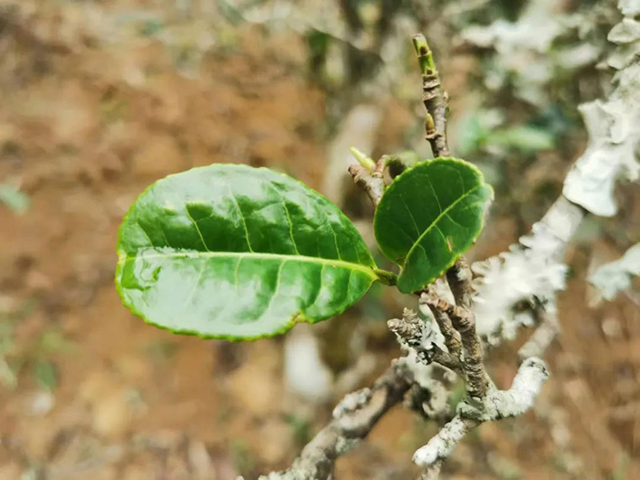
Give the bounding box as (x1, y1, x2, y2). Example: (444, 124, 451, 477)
(388, 308, 463, 374)
(262, 7, 637, 476)
(347, 163, 385, 208)
(260, 365, 411, 480)
(421, 285, 489, 401)
(413, 357, 549, 469)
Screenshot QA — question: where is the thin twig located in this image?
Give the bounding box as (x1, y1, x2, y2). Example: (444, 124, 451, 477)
(413, 358, 549, 469)
(262, 365, 411, 480)
(348, 164, 385, 207)
(448, 308, 488, 401)
(518, 304, 560, 362)
(267, 31, 584, 480)
(413, 30, 490, 409)
(446, 258, 474, 309)
(412, 34, 450, 157)
(420, 290, 463, 360)
(422, 291, 489, 400)
(388, 309, 463, 374)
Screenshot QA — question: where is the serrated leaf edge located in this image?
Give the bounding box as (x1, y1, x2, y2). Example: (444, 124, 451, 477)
(115, 163, 381, 340)
(115, 254, 377, 341)
(374, 157, 493, 293)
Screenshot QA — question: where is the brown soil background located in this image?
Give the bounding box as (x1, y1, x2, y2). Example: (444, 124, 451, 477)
(0, 2, 638, 480)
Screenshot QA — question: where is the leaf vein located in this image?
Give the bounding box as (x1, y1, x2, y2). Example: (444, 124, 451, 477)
(158, 222, 172, 248)
(137, 222, 155, 246)
(226, 183, 255, 253)
(121, 250, 378, 279)
(271, 185, 300, 255)
(399, 195, 421, 237)
(263, 260, 286, 314)
(304, 263, 324, 311)
(183, 260, 207, 306)
(405, 184, 483, 262)
(425, 175, 443, 214)
(184, 203, 211, 252)
(444, 212, 466, 229)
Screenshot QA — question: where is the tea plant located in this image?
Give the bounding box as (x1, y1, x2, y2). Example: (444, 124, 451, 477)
(116, 9, 639, 476)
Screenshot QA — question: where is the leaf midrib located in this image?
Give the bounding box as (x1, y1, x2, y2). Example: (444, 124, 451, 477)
(402, 184, 483, 264)
(119, 249, 378, 279)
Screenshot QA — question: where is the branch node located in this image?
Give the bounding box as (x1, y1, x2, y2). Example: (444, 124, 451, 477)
(348, 163, 385, 207)
(412, 33, 450, 157)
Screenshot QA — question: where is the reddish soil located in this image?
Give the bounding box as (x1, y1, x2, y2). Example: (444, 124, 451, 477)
(0, 2, 638, 480)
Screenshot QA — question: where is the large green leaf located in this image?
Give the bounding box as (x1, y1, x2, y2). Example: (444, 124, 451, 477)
(116, 164, 378, 340)
(374, 158, 493, 293)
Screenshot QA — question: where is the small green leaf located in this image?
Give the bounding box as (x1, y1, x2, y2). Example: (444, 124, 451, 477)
(116, 164, 378, 340)
(33, 360, 57, 391)
(374, 158, 493, 293)
(0, 183, 30, 215)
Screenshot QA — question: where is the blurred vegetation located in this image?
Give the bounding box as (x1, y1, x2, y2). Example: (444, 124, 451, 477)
(0, 1, 636, 479)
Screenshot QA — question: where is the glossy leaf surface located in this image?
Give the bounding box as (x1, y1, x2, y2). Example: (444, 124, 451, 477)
(116, 164, 378, 340)
(374, 158, 493, 293)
